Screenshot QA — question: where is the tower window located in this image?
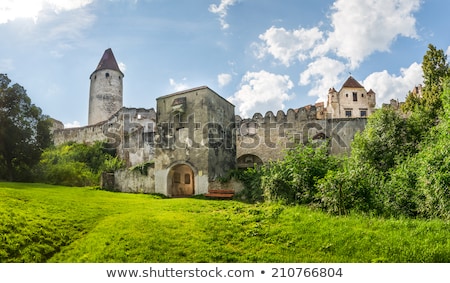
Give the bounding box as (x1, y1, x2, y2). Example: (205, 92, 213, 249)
(105, 73, 110, 78)
(345, 110, 352, 117)
(353, 92, 358, 101)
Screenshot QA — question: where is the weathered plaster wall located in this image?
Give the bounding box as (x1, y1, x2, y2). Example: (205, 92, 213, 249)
(113, 167, 155, 194)
(89, 69, 123, 125)
(154, 86, 236, 196)
(53, 107, 157, 167)
(236, 107, 367, 165)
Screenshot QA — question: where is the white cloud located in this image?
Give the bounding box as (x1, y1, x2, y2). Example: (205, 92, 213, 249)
(118, 62, 127, 73)
(299, 57, 346, 102)
(64, 120, 81, 128)
(363, 62, 423, 106)
(208, 0, 237, 30)
(256, 26, 323, 67)
(218, 73, 232, 87)
(256, 0, 420, 71)
(0, 0, 93, 24)
(228, 70, 293, 118)
(446, 46, 450, 58)
(316, 0, 420, 68)
(169, 78, 189, 92)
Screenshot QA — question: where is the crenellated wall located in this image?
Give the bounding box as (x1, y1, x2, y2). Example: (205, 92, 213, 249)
(235, 107, 367, 167)
(51, 88, 369, 195)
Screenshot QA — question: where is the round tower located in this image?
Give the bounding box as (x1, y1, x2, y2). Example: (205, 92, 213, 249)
(88, 48, 124, 125)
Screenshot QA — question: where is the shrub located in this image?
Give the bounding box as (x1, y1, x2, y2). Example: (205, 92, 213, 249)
(35, 142, 124, 186)
(261, 141, 338, 205)
(317, 159, 384, 215)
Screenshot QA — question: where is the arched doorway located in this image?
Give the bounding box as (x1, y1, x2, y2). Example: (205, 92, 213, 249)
(168, 164, 195, 197)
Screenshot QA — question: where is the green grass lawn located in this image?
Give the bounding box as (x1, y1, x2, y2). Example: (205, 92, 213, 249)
(1, 182, 449, 263)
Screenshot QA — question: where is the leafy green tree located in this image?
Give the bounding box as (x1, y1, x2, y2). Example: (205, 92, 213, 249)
(0, 74, 52, 181)
(351, 107, 412, 173)
(403, 44, 450, 120)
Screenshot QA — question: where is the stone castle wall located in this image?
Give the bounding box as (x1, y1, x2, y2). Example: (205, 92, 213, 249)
(235, 106, 367, 167)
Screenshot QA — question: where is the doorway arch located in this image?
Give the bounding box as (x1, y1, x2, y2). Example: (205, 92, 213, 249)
(168, 163, 195, 197)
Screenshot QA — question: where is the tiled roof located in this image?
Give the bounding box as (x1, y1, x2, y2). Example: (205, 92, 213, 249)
(342, 76, 364, 89)
(92, 48, 124, 76)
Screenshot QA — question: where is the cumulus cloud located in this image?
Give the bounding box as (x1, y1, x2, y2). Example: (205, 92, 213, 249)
(208, 0, 237, 30)
(64, 120, 81, 128)
(218, 73, 232, 87)
(256, 26, 323, 67)
(0, 0, 93, 24)
(318, 0, 420, 68)
(118, 62, 127, 73)
(363, 62, 423, 106)
(169, 78, 189, 92)
(252, 0, 422, 104)
(299, 57, 346, 102)
(228, 70, 293, 118)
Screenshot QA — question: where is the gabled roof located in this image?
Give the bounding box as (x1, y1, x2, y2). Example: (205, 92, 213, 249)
(91, 48, 124, 77)
(341, 76, 364, 89)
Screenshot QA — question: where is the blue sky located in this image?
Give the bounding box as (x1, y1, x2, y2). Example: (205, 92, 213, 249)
(0, 0, 449, 127)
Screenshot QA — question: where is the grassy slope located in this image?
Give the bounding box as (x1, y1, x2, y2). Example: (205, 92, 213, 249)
(1, 182, 449, 263)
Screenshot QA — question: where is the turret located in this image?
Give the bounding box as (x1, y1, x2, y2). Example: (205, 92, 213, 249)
(88, 48, 124, 125)
(367, 89, 376, 108)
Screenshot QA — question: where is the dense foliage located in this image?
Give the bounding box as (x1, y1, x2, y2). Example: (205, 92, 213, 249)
(236, 44, 450, 219)
(0, 74, 52, 181)
(34, 142, 124, 186)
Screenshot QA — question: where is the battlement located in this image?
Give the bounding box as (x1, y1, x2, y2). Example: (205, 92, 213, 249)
(235, 102, 326, 124)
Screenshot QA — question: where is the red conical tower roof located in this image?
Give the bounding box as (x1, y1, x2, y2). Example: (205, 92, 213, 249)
(91, 48, 124, 77)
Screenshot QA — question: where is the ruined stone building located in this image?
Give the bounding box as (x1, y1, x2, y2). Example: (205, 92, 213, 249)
(53, 49, 376, 196)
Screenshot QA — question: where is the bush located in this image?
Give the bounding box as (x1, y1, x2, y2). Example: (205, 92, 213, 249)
(317, 159, 384, 215)
(231, 166, 264, 203)
(261, 141, 338, 205)
(381, 158, 419, 218)
(35, 142, 124, 186)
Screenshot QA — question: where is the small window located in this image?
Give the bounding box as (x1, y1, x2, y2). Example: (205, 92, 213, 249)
(345, 110, 352, 117)
(353, 92, 358, 101)
(361, 93, 364, 98)
(346, 93, 348, 98)
(360, 110, 367, 117)
(105, 72, 110, 78)
(184, 174, 191, 184)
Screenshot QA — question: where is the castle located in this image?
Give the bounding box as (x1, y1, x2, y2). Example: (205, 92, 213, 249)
(53, 49, 376, 196)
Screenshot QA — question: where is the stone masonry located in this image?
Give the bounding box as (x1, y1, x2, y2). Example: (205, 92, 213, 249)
(52, 49, 376, 196)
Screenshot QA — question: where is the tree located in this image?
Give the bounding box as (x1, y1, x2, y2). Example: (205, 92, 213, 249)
(402, 44, 450, 119)
(0, 74, 52, 181)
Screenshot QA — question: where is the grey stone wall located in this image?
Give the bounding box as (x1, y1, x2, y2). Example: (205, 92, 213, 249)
(236, 108, 367, 165)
